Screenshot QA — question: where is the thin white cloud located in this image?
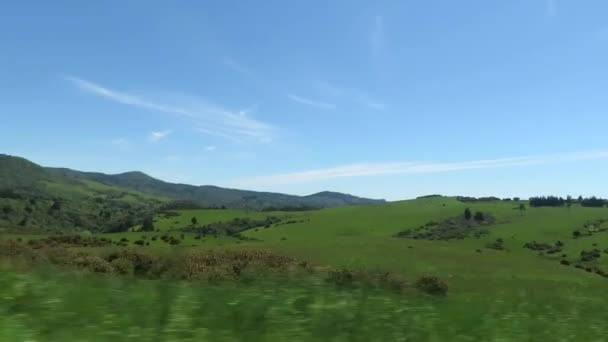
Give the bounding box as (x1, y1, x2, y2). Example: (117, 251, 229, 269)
(358, 95, 386, 110)
(64, 75, 276, 143)
(315, 81, 345, 97)
(370, 15, 386, 57)
(205, 146, 217, 152)
(232, 149, 608, 186)
(287, 93, 336, 110)
(223, 57, 253, 76)
(148, 130, 172, 142)
(110, 138, 129, 145)
(546, 0, 557, 17)
(316, 81, 386, 111)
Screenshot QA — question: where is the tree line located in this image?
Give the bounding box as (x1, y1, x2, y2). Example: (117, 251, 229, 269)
(529, 195, 606, 208)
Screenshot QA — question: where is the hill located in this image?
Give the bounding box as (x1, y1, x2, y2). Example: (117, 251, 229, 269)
(45, 166, 384, 209)
(0, 154, 384, 232)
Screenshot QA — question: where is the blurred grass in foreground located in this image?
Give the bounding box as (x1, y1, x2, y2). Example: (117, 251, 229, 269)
(2, 265, 608, 341)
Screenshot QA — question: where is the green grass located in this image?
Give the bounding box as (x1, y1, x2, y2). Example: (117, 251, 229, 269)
(2, 197, 608, 340)
(135, 208, 307, 231)
(1, 264, 608, 341)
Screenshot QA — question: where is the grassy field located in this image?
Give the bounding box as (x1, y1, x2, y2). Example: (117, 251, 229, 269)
(2, 196, 608, 340)
(135, 208, 307, 231)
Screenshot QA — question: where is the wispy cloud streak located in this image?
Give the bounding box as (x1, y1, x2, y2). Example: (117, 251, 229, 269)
(233, 149, 608, 186)
(148, 130, 172, 142)
(110, 138, 129, 146)
(64, 75, 276, 142)
(287, 93, 336, 110)
(315, 81, 386, 111)
(223, 57, 253, 76)
(370, 15, 386, 57)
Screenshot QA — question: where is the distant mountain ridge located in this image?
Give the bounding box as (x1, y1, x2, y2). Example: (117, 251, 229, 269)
(1, 154, 385, 210)
(46, 168, 385, 209)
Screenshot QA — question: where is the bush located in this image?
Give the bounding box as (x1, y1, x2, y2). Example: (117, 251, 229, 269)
(464, 208, 472, 220)
(473, 212, 485, 222)
(414, 276, 448, 296)
(111, 257, 134, 275)
(106, 250, 156, 276)
(486, 238, 505, 251)
(73, 256, 114, 273)
(326, 269, 356, 286)
(580, 249, 601, 262)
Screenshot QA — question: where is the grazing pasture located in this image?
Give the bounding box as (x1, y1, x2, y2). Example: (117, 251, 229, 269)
(2, 196, 608, 340)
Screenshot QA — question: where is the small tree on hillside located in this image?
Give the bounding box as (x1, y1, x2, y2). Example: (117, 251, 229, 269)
(142, 216, 154, 232)
(191, 217, 198, 226)
(50, 200, 62, 211)
(464, 208, 472, 220)
(519, 203, 526, 212)
(474, 211, 485, 222)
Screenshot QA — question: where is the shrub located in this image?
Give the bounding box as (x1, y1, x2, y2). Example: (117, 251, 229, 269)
(73, 256, 114, 273)
(486, 238, 505, 251)
(111, 257, 134, 275)
(473, 212, 485, 222)
(464, 208, 472, 220)
(326, 269, 355, 286)
(580, 249, 601, 262)
(415, 276, 448, 296)
(106, 250, 155, 276)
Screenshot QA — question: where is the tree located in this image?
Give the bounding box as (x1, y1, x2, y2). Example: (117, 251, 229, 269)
(1, 205, 12, 215)
(50, 200, 62, 211)
(519, 203, 526, 212)
(464, 208, 472, 220)
(191, 217, 198, 226)
(577, 195, 583, 203)
(142, 216, 154, 232)
(513, 197, 520, 202)
(581, 196, 607, 208)
(474, 211, 485, 222)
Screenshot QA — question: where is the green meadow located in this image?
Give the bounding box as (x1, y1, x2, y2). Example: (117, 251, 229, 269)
(2, 196, 608, 340)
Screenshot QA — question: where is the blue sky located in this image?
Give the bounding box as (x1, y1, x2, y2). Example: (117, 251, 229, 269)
(2, 0, 608, 200)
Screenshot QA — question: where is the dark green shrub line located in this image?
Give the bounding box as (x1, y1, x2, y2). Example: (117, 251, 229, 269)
(181, 216, 284, 236)
(396, 212, 494, 241)
(0, 240, 449, 296)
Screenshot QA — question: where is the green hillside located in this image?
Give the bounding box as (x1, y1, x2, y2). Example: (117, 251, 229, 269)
(0, 155, 167, 233)
(0, 154, 384, 233)
(47, 167, 385, 209)
(2, 196, 608, 340)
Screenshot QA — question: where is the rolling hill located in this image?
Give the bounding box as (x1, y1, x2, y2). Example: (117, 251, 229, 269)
(0, 153, 384, 232)
(45, 166, 384, 209)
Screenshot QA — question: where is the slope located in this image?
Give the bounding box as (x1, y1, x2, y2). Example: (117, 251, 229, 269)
(46, 167, 385, 209)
